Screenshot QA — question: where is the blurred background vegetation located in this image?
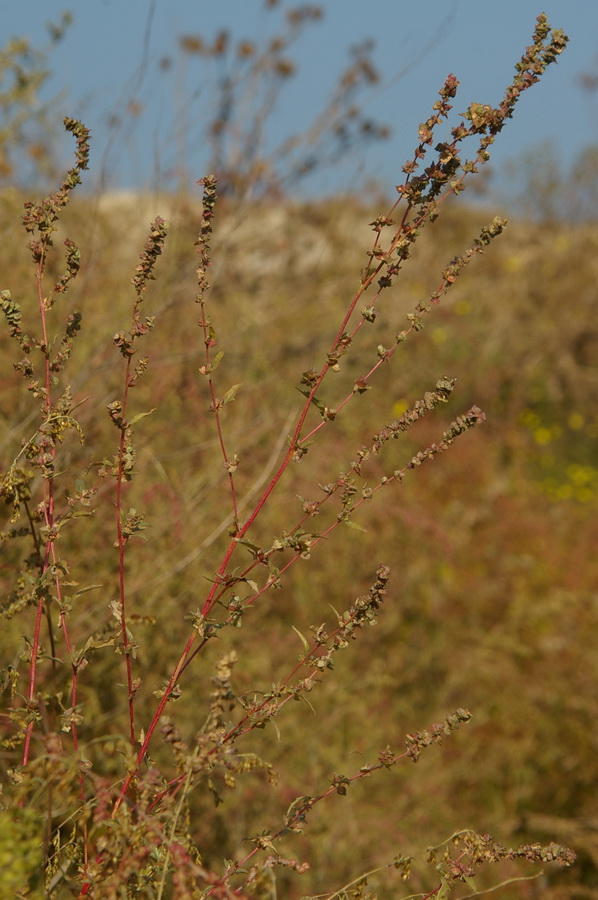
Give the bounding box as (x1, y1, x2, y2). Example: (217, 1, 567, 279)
(1, 7, 598, 898)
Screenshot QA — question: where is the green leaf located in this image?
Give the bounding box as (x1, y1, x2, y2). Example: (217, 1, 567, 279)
(211, 349, 224, 371)
(437, 876, 451, 900)
(223, 383, 242, 405)
(343, 519, 368, 533)
(83, 632, 116, 653)
(235, 537, 258, 550)
(73, 584, 103, 597)
(129, 408, 156, 426)
(292, 625, 310, 655)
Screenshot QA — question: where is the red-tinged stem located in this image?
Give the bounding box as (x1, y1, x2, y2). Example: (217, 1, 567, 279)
(22, 551, 48, 766)
(196, 163, 468, 627)
(115, 355, 137, 747)
(198, 263, 239, 523)
(112, 143, 482, 799)
(205, 366, 239, 523)
(198, 395, 313, 621)
(23, 256, 54, 766)
(118, 202, 415, 778)
(208, 747, 411, 897)
(22, 253, 90, 876)
(111, 627, 198, 816)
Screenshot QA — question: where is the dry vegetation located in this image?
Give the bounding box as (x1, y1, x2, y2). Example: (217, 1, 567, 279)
(2, 9, 597, 900)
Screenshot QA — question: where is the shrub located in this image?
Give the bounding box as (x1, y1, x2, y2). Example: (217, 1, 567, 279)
(0, 13, 577, 899)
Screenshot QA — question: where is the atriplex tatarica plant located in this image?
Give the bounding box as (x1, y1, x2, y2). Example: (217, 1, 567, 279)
(0, 14, 575, 899)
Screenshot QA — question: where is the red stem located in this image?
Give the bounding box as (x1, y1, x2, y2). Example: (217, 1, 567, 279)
(115, 354, 137, 747)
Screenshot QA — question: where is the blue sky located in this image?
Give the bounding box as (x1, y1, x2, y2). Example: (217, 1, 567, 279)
(3, 1, 597, 201)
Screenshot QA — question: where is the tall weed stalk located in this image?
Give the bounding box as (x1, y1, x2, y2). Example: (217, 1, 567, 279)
(0, 14, 575, 899)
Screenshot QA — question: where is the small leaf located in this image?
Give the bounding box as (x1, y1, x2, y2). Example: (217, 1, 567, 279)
(109, 599, 121, 621)
(222, 383, 242, 405)
(83, 633, 116, 653)
(235, 538, 261, 552)
(74, 584, 103, 598)
(292, 625, 310, 655)
(129, 408, 156, 426)
(297, 693, 316, 716)
(328, 602, 341, 621)
(343, 519, 368, 533)
(436, 874, 451, 900)
(211, 349, 224, 371)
